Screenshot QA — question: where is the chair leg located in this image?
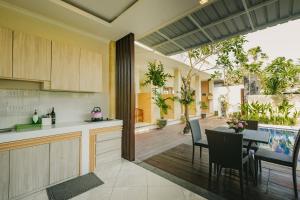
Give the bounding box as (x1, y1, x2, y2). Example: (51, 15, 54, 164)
(217, 165, 223, 181)
(200, 147, 202, 158)
(255, 159, 258, 185)
(192, 146, 195, 164)
(209, 161, 212, 181)
(293, 167, 298, 198)
(259, 160, 262, 173)
(239, 168, 244, 197)
(244, 163, 248, 185)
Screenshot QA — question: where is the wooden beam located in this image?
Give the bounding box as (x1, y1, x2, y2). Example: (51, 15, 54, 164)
(116, 33, 135, 161)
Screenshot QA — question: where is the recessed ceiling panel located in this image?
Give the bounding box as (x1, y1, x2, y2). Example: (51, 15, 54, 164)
(63, 0, 137, 22)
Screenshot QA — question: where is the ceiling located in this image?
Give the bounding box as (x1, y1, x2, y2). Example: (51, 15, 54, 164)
(62, 0, 137, 23)
(0, 0, 206, 41)
(138, 0, 300, 56)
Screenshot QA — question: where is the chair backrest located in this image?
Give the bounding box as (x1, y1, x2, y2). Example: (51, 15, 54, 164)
(205, 129, 243, 169)
(245, 120, 258, 130)
(292, 130, 300, 168)
(188, 119, 202, 144)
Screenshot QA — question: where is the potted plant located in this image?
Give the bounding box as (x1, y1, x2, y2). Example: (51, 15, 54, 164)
(200, 101, 209, 119)
(142, 61, 173, 129)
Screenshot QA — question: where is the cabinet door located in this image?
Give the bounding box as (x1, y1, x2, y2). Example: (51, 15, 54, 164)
(9, 144, 50, 198)
(0, 27, 12, 78)
(51, 41, 80, 91)
(79, 49, 102, 92)
(0, 151, 9, 200)
(50, 138, 80, 184)
(13, 31, 51, 81)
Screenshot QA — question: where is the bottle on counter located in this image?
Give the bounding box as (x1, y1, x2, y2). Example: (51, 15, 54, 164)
(32, 109, 39, 124)
(51, 107, 56, 125)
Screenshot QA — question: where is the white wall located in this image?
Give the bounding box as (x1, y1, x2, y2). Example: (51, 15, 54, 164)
(0, 89, 108, 129)
(213, 85, 244, 116)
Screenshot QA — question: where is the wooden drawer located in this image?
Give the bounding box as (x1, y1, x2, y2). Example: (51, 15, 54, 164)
(96, 138, 121, 155)
(96, 131, 121, 142)
(96, 148, 121, 165)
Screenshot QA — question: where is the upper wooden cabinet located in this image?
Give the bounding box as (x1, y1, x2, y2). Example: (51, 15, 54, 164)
(79, 49, 102, 92)
(13, 31, 51, 81)
(51, 41, 80, 91)
(0, 27, 12, 78)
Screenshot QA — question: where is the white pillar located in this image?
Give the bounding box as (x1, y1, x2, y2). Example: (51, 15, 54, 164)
(174, 69, 182, 119)
(209, 80, 214, 114)
(195, 75, 201, 116)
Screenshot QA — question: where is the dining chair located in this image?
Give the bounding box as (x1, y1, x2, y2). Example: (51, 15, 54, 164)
(254, 129, 300, 198)
(205, 129, 249, 196)
(188, 119, 208, 164)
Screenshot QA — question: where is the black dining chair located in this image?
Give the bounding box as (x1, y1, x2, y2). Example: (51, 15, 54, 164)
(205, 129, 249, 196)
(188, 119, 208, 164)
(255, 129, 300, 198)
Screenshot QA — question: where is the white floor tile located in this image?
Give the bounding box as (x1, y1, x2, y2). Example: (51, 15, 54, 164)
(148, 186, 186, 200)
(110, 186, 147, 200)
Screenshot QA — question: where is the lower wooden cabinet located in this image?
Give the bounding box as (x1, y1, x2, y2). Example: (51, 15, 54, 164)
(9, 144, 50, 198)
(0, 151, 9, 200)
(50, 138, 80, 184)
(89, 127, 122, 172)
(0, 132, 81, 200)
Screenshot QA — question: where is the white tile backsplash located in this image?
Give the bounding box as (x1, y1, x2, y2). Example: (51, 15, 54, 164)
(0, 89, 109, 129)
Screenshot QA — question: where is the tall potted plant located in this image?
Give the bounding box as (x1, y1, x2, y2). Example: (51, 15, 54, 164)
(142, 61, 173, 128)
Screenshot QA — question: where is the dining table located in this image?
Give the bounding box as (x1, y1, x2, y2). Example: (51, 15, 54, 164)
(211, 126, 270, 151)
(208, 126, 271, 183)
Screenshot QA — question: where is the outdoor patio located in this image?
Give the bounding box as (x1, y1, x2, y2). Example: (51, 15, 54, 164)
(136, 117, 300, 200)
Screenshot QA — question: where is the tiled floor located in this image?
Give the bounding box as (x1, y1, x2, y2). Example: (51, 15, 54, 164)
(22, 159, 206, 200)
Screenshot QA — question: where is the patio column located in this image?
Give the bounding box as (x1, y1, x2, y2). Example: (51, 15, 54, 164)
(209, 80, 214, 113)
(195, 75, 201, 116)
(173, 68, 182, 119)
(116, 33, 135, 161)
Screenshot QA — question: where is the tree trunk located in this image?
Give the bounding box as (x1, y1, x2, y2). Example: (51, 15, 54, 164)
(183, 104, 190, 134)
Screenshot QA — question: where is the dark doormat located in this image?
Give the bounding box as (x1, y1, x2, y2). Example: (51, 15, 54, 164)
(46, 172, 104, 200)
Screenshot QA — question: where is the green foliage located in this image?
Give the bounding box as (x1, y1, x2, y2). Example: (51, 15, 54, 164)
(200, 101, 208, 109)
(152, 91, 172, 119)
(215, 36, 248, 85)
(176, 77, 195, 106)
(142, 61, 173, 88)
(240, 99, 299, 126)
(143, 60, 173, 120)
(262, 57, 300, 95)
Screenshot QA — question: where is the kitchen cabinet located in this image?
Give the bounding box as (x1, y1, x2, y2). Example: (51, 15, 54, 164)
(0, 27, 12, 78)
(79, 49, 103, 92)
(51, 41, 80, 91)
(0, 151, 9, 200)
(49, 138, 80, 184)
(13, 31, 51, 81)
(9, 144, 50, 198)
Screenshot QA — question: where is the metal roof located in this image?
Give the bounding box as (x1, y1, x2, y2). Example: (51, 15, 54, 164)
(138, 0, 300, 56)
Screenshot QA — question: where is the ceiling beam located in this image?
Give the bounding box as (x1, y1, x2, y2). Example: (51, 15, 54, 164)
(155, 31, 186, 52)
(242, 0, 255, 30)
(187, 15, 214, 42)
(150, 0, 278, 49)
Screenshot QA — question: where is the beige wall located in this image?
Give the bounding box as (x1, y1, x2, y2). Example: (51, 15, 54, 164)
(0, 5, 112, 126)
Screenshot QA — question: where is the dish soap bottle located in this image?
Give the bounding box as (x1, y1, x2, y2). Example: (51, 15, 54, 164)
(32, 109, 39, 124)
(51, 107, 56, 125)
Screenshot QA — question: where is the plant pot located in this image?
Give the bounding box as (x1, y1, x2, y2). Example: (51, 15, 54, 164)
(157, 119, 167, 129)
(214, 111, 218, 116)
(201, 113, 207, 119)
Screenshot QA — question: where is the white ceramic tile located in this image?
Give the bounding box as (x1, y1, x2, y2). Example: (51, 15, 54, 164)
(71, 186, 112, 200)
(148, 186, 186, 200)
(182, 189, 207, 200)
(147, 171, 177, 187)
(110, 186, 147, 200)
